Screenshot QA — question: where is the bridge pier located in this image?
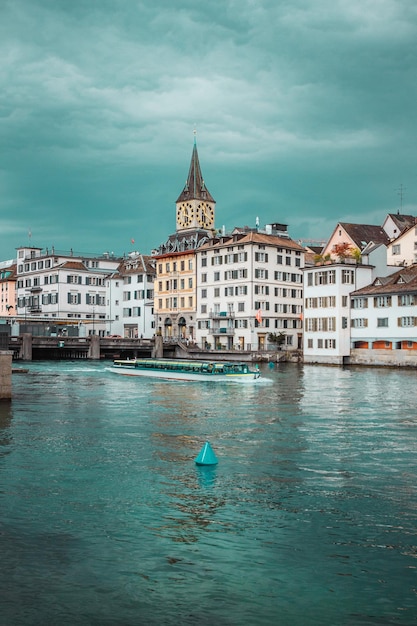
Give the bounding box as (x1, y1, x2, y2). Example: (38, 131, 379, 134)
(152, 334, 163, 358)
(21, 333, 33, 361)
(0, 351, 13, 400)
(88, 335, 101, 359)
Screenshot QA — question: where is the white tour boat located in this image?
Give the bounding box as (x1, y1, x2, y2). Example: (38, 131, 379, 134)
(110, 358, 261, 382)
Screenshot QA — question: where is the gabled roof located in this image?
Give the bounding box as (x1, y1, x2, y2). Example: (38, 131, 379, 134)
(386, 213, 416, 233)
(389, 218, 417, 245)
(58, 260, 89, 271)
(118, 254, 155, 275)
(306, 245, 324, 255)
(0, 263, 16, 281)
(200, 231, 304, 252)
(373, 276, 392, 286)
(339, 223, 389, 249)
(361, 241, 384, 256)
(176, 138, 215, 204)
(352, 264, 417, 297)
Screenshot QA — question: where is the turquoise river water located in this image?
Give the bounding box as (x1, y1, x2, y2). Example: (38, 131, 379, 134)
(0, 361, 416, 625)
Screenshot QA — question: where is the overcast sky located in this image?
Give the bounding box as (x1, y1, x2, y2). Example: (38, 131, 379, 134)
(1, 0, 416, 260)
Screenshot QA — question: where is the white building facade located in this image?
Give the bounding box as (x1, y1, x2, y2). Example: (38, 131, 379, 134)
(195, 228, 304, 352)
(387, 223, 417, 267)
(14, 247, 121, 336)
(350, 265, 417, 354)
(303, 263, 374, 364)
(107, 253, 155, 338)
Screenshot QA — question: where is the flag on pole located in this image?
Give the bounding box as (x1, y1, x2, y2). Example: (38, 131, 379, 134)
(256, 309, 262, 324)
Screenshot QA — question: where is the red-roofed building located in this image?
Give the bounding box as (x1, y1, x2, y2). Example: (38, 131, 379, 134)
(350, 264, 417, 365)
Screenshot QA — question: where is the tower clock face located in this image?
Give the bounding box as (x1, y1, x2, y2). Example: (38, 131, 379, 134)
(177, 203, 194, 228)
(198, 202, 214, 227)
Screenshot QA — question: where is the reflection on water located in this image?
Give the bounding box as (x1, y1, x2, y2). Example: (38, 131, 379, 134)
(1, 361, 417, 625)
(0, 401, 12, 450)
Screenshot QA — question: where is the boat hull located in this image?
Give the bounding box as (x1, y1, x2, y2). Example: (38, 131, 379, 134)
(109, 359, 261, 382)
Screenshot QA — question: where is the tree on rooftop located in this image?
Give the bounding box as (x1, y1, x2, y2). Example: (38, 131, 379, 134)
(333, 242, 352, 262)
(314, 253, 331, 265)
(351, 247, 362, 263)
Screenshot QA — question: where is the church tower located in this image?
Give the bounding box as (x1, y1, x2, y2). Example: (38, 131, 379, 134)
(175, 136, 216, 232)
(153, 136, 216, 342)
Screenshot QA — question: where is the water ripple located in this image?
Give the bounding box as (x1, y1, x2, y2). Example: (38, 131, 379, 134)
(1, 361, 417, 625)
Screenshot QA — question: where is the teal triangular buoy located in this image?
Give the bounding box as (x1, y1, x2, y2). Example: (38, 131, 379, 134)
(195, 441, 218, 466)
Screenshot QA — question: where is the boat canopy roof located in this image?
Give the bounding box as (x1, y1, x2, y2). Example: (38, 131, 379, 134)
(114, 358, 252, 371)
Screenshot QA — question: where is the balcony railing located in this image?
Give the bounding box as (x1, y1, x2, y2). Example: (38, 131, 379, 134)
(209, 311, 235, 319)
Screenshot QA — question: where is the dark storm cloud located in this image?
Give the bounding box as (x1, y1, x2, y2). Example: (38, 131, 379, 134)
(0, 0, 416, 258)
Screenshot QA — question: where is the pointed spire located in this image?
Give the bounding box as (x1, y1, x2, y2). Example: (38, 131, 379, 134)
(176, 137, 215, 204)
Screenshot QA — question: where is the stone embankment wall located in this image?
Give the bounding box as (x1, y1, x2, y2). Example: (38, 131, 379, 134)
(303, 355, 344, 365)
(304, 349, 417, 368)
(349, 349, 417, 368)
